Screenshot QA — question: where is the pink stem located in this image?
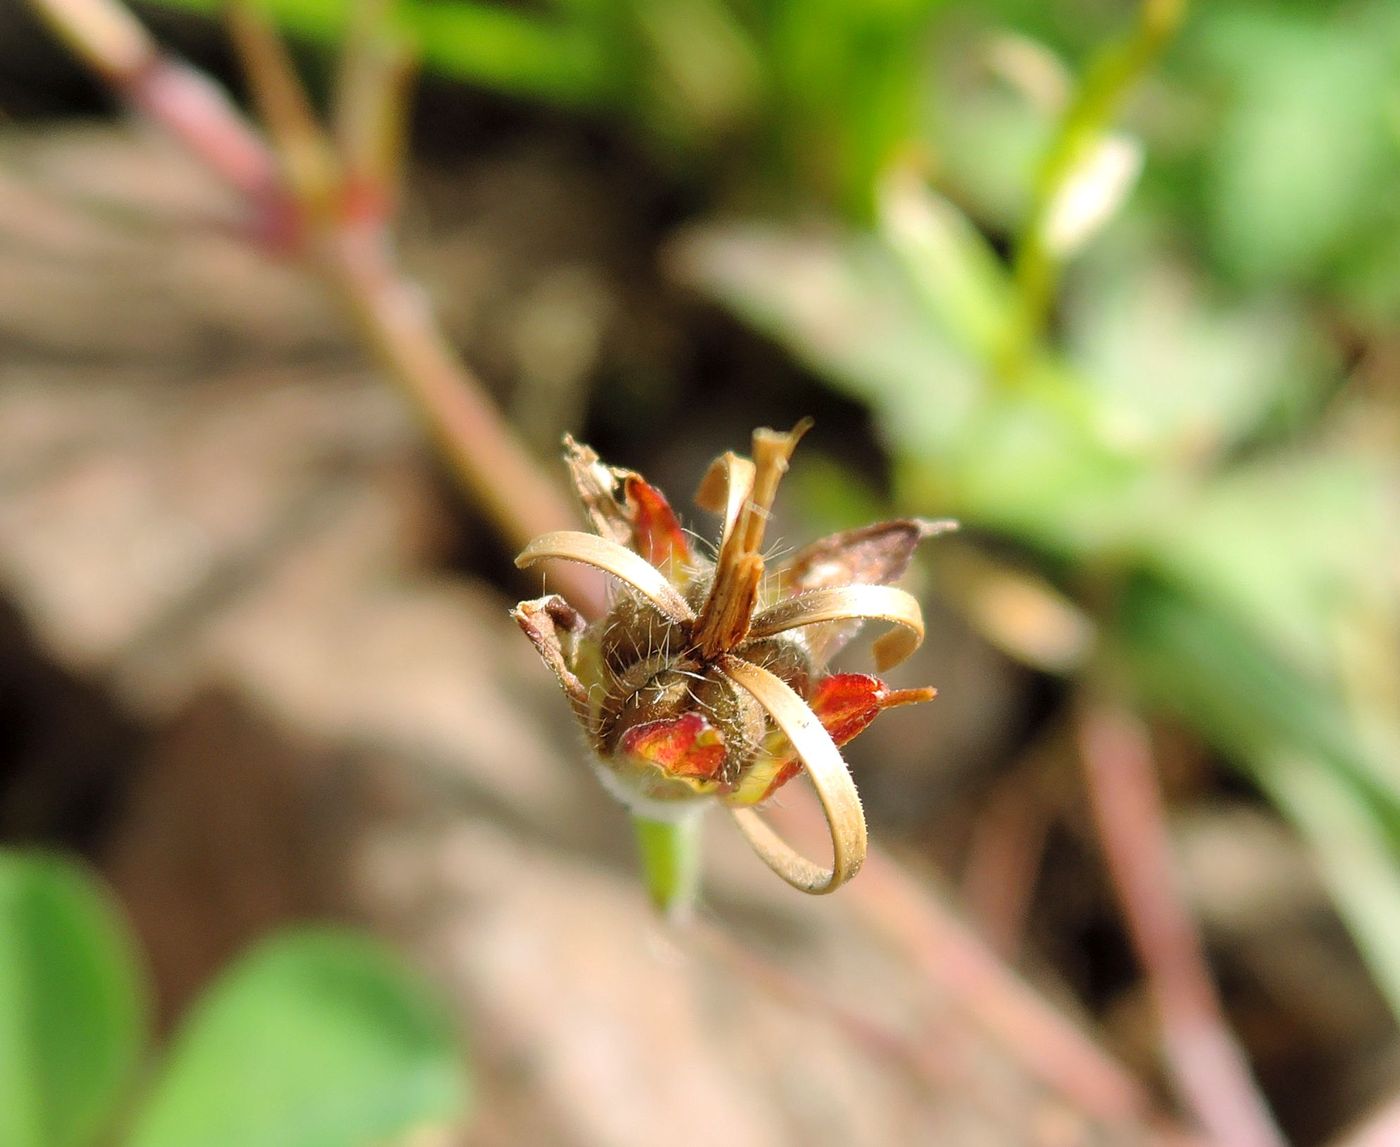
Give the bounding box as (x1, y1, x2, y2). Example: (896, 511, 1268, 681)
(1077, 700, 1287, 1147)
(758, 790, 1169, 1132)
(960, 769, 1050, 959)
(1331, 1094, 1400, 1147)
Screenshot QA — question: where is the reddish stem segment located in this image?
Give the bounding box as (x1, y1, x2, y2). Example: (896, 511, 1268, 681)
(1077, 700, 1286, 1147)
(323, 227, 602, 611)
(763, 789, 1161, 1129)
(28, 0, 603, 614)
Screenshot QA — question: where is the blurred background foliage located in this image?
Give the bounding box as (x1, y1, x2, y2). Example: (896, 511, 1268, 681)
(128, 0, 1400, 1020)
(5, 0, 1400, 1140)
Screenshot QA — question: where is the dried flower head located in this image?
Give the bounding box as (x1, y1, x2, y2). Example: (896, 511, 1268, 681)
(512, 421, 953, 894)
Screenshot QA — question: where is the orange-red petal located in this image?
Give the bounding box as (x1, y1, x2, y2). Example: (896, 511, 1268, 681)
(619, 713, 726, 781)
(809, 673, 937, 746)
(624, 474, 692, 572)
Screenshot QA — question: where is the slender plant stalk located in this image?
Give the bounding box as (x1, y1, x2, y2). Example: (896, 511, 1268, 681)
(853, 840, 1157, 1129)
(26, 0, 604, 617)
(1001, 0, 1185, 380)
(754, 788, 1158, 1126)
(631, 814, 703, 920)
(1076, 698, 1286, 1147)
(319, 224, 600, 609)
(1333, 1093, 1400, 1147)
(31, 0, 280, 206)
(959, 764, 1051, 960)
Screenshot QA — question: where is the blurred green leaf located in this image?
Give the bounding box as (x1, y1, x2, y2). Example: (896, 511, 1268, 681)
(0, 850, 148, 1147)
(671, 219, 983, 453)
(766, 0, 945, 215)
(877, 174, 1016, 364)
(674, 208, 1170, 559)
(129, 928, 468, 1147)
(1144, 450, 1396, 670)
(930, 37, 1055, 231)
(1064, 243, 1331, 462)
(141, 0, 948, 213)
(627, 0, 762, 146)
(1197, 3, 1400, 286)
(1121, 577, 1400, 849)
(1260, 751, 1400, 1020)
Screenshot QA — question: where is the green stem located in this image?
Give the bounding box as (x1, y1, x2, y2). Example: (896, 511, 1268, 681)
(1001, 0, 1186, 382)
(631, 813, 703, 920)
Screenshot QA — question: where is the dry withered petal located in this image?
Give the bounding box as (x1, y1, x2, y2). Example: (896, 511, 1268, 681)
(513, 425, 950, 894)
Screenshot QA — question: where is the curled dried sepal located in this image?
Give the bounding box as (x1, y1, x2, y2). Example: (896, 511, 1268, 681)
(721, 656, 866, 894)
(510, 595, 589, 721)
(692, 451, 760, 657)
(516, 530, 695, 623)
(749, 583, 927, 671)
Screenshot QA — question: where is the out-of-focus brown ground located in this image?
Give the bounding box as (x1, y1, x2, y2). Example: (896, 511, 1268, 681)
(0, 117, 1391, 1146)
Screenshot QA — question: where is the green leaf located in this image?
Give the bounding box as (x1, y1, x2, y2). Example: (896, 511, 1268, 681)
(877, 175, 1016, 365)
(1197, 4, 1400, 286)
(1064, 242, 1332, 462)
(130, 928, 468, 1147)
(1121, 577, 1400, 824)
(1143, 450, 1395, 671)
(0, 850, 148, 1147)
(672, 214, 1166, 559)
(1259, 752, 1400, 1021)
(768, 0, 946, 215)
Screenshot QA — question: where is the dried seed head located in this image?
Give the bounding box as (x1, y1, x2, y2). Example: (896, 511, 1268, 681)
(514, 425, 952, 893)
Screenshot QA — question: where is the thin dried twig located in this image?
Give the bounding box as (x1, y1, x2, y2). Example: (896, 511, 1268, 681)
(857, 842, 1159, 1129)
(29, 0, 280, 209)
(754, 788, 1164, 1130)
(1330, 1093, 1400, 1147)
(1076, 699, 1286, 1147)
(26, 0, 603, 615)
(318, 228, 601, 612)
(960, 768, 1050, 961)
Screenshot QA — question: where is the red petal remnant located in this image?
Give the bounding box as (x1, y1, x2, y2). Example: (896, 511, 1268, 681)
(624, 475, 692, 573)
(809, 673, 938, 746)
(620, 713, 727, 781)
(727, 675, 936, 806)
